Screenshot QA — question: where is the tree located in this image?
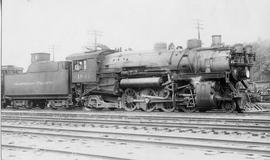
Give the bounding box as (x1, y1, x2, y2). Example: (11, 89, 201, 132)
(250, 39, 270, 81)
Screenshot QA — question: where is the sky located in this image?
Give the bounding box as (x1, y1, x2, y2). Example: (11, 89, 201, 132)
(2, 0, 270, 70)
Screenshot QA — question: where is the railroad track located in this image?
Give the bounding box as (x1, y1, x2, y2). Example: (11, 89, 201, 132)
(2, 110, 270, 127)
(2, 109, 270, 122)
(2, 144, 130, 160)
(2, 115, 270, 133)
(2, 110, 270, 159)
(2, 124, 270, 155)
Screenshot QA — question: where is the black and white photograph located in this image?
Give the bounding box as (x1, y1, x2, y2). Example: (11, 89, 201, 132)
(1, 0, 270, 159)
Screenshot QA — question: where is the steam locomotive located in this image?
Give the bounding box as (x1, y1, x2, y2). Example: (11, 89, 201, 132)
(2, 35, 257, 112)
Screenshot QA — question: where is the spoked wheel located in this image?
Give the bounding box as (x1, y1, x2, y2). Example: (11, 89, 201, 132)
(10, 101, 17, 109)
(140, 88, 157, 112)
(1, 102, 6, 109)
(156, 88, 174, 112)
(47, 101, 57, 110)
(221, 101, 236, 113)
(180, 98, 197, 113)
(39, 101, 47, 109)
(122, 88, 137, 111)
(83, 106, 92, 111)
(25, 101, 34, 109)
(63, 104, 73, 110)
(161, 102, 175, 112)
(83, 98, 96, 111)
(181, 106, 197, 112)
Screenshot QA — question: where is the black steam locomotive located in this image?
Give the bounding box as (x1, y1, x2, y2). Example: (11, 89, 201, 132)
(2, 35, 257, 112)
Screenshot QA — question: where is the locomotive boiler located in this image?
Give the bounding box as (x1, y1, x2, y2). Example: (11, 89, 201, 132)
(67, 35, 256, 112)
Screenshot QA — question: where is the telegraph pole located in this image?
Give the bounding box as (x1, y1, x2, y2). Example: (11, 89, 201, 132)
(88, 30, 103, 50)
(194, 19, 203, 40)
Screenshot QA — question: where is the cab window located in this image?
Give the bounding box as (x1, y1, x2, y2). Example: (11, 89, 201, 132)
(73, 60, 87, 71)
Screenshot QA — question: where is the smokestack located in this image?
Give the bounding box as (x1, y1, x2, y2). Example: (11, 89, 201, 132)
(211, 35, 222, 47)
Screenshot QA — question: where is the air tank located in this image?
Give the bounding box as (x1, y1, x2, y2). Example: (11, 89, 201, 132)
(120, 77, 163, 88)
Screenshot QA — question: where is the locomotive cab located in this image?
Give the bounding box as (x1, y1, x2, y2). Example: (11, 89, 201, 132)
(66, 49, 120, 109)
(66, 51, 100, 83)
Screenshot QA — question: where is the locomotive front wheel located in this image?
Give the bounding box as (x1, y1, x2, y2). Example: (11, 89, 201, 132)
(161, 103, 175, 112)
(221, 101, 236, 113)
(181, 106, 197, 113)
(180, 99, 197, 113)
(122, 88, 137, 111)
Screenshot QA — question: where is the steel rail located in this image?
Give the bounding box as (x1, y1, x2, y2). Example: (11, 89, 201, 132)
(2, 125, 270, 155)
(2, 144, 131, 160)
(2, 116, 270, 132)
(3, 114, 270, 130)
(3, 114, 270, 125)
(2, 110, 270, 123)
(3, 125, 270, 146)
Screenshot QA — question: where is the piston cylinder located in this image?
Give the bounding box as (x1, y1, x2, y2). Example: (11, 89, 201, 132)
(120, 77, 162, 88)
